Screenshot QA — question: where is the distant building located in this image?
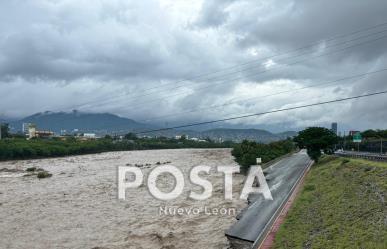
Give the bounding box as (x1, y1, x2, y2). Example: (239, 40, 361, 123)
(28, 124, 54, 139)
(35, 130, 55, 138)
(22, 123, 33, 134)
(331, 122, 338, 135)
(28, 124, 36, 139)
(83, 133, 96, 139)
(175, 135, 188, 140)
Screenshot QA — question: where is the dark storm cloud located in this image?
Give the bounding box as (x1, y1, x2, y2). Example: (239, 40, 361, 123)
(189, 0, 387, 131)
(195, 0, 237, 28)
(224, 0, 387, 51)
(0, 0, 228, 82)
(1, 0, 387, 131)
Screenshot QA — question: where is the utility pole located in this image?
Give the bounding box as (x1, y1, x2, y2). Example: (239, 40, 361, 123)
(381, 137, 383, 155)
(0, 122, 2, 140)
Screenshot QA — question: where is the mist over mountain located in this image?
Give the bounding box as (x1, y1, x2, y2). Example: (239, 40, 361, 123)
(8, 111, 297, 142)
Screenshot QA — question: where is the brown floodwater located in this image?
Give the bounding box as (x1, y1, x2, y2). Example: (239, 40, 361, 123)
(0, 149, 246, 249)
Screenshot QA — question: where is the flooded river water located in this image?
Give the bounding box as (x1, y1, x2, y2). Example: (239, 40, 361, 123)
(0, 149, 246, 249)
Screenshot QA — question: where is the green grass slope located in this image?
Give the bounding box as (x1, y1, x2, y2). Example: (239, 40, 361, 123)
(273, 156, 387, 249)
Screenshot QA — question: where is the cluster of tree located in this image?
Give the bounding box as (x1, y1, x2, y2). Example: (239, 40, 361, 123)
(360, 129, 387, 139)
(294, 127, 338, 162)
(0, 135, 234, 161)
(231, 139, 295, 171)
(336, 129, 386, 153)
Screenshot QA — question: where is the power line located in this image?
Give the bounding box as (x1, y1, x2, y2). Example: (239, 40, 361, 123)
(136, 89, 387, 134)
(64, 21, 387, 110)
(132, 20, 387, 93)
(128, 28, 387, 99)
(79, 29, 387, 110)
(136, 68, 387, 122)
(92, 21, 387, 94)
(91, 31, 387, 110)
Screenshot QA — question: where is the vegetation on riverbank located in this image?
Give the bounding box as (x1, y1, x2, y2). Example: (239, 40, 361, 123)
(273, 156, 387, 249)
(294, 127, 338, 162)
(231, 139, 295, 170)
(0, 136, 234, 161)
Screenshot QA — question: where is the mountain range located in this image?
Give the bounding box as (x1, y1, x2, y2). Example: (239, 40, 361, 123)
(7, 111, 297, 143)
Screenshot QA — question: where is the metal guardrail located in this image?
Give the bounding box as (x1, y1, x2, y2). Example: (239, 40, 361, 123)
(335, 151, 387, 161)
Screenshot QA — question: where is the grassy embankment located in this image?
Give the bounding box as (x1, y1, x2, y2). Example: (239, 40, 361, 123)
(273, 156, 387, 249)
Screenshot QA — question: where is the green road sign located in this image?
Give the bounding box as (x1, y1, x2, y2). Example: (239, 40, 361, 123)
(353, 132, 362, 143)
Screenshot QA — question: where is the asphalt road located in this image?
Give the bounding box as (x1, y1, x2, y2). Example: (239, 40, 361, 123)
(225, 150, 312, 246)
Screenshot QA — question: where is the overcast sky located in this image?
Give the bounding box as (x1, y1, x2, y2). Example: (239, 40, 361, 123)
(1, 0, 387, 132)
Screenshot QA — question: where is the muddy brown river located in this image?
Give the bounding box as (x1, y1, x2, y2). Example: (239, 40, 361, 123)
(0, 149, 246, 249)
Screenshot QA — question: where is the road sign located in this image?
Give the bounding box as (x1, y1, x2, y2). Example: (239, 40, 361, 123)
(353, 132, 362, 143)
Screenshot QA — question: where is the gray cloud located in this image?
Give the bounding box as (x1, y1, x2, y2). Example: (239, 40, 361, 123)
(0, 0, 230, 82)
(1, 0, 387, 132)
(194, 0, 237, 28)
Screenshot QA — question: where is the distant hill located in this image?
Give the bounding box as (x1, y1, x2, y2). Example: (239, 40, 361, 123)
(276, 131, 299, 140)
(150, 128, 297, 143)
(198, 128, 297, 143)
(8, 111, 297, 142)
(199, 128, 275, 142)
(0, 115, 11, 124)
(9, 111, 153, 134)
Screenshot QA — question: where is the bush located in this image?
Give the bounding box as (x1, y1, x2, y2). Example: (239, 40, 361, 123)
(37, 171, 52, 179)
(232, 140, 295, 171)
(341, 158, 350, 165)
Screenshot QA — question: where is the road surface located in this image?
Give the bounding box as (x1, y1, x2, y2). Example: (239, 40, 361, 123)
(225, 150, 312, 248)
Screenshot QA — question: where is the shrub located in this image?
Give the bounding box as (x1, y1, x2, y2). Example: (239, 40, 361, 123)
(37, 171, 52, 179)
(232, 140, 295, 171)
(341, 158, 350, 165)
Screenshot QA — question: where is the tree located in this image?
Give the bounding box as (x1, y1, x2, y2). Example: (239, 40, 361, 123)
(124, 132, 138, 140)
(0, 123, 10, 138)
(362, 129, 387, 139)
(362, 129, 378, 138)
(294, 127, 338, 162)
(232, 140, 295, 173)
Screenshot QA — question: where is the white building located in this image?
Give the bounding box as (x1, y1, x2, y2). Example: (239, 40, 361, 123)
(22, 123, 33, 134)
(83, 133, 96, 139)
